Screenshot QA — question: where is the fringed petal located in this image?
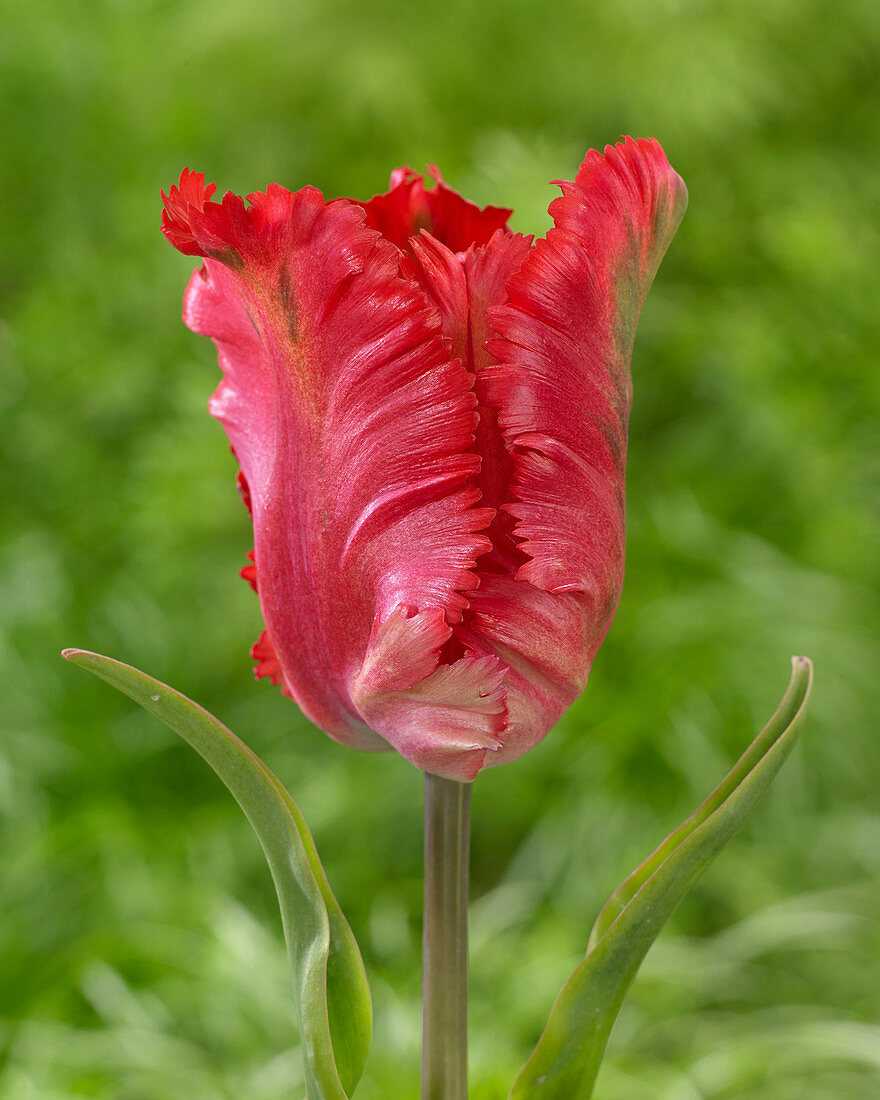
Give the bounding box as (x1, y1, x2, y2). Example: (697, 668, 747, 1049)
(241, 550, 258, 592)
(357, 165, 512, 255)
(485, 137, 687, 608)
(164, 173, 499, 761)
(251, 630, 293, 697)
(405, 228, 533, 569)
(445, 139, 687, 762)
(236, 469, 253, 517)
(160, 169, 217, 255)
(463, 231, 534, 565)
(395, 226, 581, 767)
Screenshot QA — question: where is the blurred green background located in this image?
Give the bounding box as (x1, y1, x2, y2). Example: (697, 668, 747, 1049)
(2, 0, 879, 1096)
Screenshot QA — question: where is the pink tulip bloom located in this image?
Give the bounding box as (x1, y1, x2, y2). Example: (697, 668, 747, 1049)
(161, 138, 686, 781)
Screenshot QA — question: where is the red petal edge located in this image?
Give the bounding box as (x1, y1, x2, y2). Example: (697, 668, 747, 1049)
(160, 169, 218, 256)
(251, 630, 293, 698)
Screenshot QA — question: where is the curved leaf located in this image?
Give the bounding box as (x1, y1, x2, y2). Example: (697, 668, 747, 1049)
(63, 649, 371, 1100)
(510, 656, 813, 1099)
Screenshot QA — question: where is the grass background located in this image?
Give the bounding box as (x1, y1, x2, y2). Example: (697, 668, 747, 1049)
(2, 0, 879, 1096)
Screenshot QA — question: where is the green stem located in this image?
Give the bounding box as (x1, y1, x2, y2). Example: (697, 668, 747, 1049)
(421, 773, 471, 1100)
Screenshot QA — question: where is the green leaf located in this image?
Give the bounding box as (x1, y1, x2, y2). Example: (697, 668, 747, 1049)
(509, 656, 813, 1100)
(63, 649, 371, 1100)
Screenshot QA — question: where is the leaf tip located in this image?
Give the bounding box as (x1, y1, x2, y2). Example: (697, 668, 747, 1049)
(790, 654, 814, 696)
(62, 649, 111, 676)
(62, 647, 100, 666)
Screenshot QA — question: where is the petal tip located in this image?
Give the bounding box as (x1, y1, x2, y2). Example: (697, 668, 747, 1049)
(161, 168, 220, 255)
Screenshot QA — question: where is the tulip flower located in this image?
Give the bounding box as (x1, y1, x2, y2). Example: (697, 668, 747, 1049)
(161, 137, 687, 784)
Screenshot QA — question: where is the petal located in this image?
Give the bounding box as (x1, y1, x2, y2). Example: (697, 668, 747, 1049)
(352, 606, 506, 780)
(463, 231, 535, 559)
(166, 176, 501, 764)
(236, 468, 253, 516)
(450, 138, 686, 762)
(485, 137, 687, 606)
(160, 168, 217, 255)
(251, 629, 293, 697)
(241, 550, 258, 592)
(406, 228, 534, 568)
(399, 226, 594, 766)
(455, 577, 600, 765)
(356, 165, 512, 255)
